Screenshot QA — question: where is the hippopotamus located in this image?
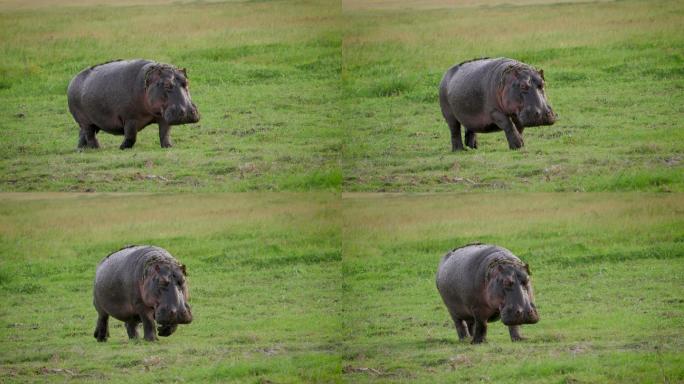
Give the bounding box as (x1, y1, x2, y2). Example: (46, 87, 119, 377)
(439, 57, 556, 151)
(93, 245, 192, 342)
(436, 243, 539, 344)
(67, 59, 200, 149)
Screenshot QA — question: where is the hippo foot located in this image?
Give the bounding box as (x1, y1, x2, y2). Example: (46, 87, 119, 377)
(508, 138, 524, 150)
(93, 329, 108, 342)
(511, 336, 527, 342)
(119, 139, 135, 150)
(160, 142, 173, 149)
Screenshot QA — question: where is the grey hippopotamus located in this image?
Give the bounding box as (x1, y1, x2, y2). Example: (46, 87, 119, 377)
(436, 243, 539, 344)
(67, 59, 200, 149)
(93, 245, 192, 342)
(439, 57, 556, 151)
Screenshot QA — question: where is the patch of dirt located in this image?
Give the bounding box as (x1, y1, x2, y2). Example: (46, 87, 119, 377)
(342, 365, 385, 376)
(448, 354, 473, 369)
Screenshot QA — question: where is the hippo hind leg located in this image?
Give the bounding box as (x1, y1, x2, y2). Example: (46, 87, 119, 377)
(465, 129, 478, 149)
(78, 124, 101, 149)
(443, 114, 464, 152)
(93, 312, 109, 342)
(454, 319, 470, 340)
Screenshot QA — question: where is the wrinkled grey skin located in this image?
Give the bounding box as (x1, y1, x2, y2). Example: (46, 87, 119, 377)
(68, 59, 200, 150)
(93, 245, 192, 342)
(439, 57, 556, 151)
(436, 243, 539, 344)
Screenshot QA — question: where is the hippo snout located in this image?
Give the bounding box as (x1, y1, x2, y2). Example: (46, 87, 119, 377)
(520, 105, 556, 127)
(156, 305, 192, 325)
(187, 104, 200, 124)
(502, 304, 539, 325)
(543, 107, 557, 125)
(163, 105, 200, 125)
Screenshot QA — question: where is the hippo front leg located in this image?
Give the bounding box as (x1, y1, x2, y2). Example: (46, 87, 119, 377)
(120, 120, 139, 150)
(471, 318, 488, 344)
(491, 111, 523, 150)
(125, 320, 140, 339)
(140, 310, 158, 341)
(158, 121, 173, 148)
(508, 325, 526, 342)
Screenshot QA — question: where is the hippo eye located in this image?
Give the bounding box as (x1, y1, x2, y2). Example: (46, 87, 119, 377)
(520, 84, 529, 92)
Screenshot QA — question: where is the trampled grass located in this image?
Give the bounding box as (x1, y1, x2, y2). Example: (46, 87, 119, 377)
(341, 0, 684, 192)
(0, 0, 342, 192)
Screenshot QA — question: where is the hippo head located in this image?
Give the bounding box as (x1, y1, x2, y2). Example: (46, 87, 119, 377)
(145, 65, 200, 125)
(501, 66, 556, 127)
(487, 261, 539, 326)
(142, 262, 193, 330)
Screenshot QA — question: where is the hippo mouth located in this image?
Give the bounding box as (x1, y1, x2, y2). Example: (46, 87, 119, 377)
(157, 323, 178, 337)
(518, 107, 556, 127)
(162, 104, 200, 125)
(500, 305, 539, 326)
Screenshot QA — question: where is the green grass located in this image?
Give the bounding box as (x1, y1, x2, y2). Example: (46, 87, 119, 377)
(1, 0, 683, 192)
(341, 0, 684, 192)
(0, 0, 342, 192)
(0, 193, 342, 383)
(0, 193, 682, 383)
(340, 192, 684, 383)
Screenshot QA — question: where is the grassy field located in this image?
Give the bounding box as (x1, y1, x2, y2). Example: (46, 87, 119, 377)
(341, 0, 684, 192)
(0, 193, 342, 383)
(341, 193, 684, 383)
(1, 0, 683, 192)
(0, 0, 342, 192)
(0, 192, 682, 383)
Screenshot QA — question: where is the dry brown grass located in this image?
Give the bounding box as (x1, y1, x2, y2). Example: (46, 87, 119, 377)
(0, 0, 230, 11)
(342, 0, 613, 11)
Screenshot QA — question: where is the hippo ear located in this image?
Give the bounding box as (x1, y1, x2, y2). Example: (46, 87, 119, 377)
(180, 68, 188, 78)
(180, 264, 187, 276)
(524, 263, 531, 276)
(538, 69, 545, 81)
(154, 264, 161, 273)
(145, 67, 163, 88)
